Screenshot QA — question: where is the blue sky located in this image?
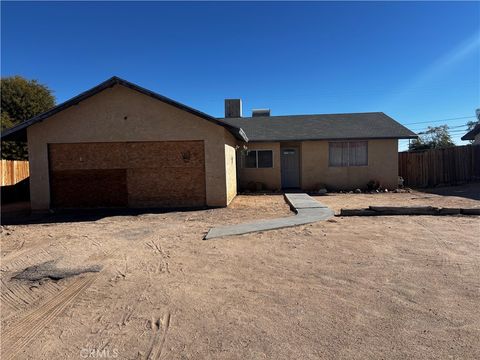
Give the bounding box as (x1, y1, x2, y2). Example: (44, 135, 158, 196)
(2, 1, 479, 149)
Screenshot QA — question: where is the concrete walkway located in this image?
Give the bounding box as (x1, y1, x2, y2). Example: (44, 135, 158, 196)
(204, 193, 334, 240)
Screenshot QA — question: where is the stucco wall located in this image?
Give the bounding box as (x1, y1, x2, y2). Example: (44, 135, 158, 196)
(301, 139, 399, 190)
(27, 84, 233, 209)
(237, 142, 281, 191)
(236, 139, 399, 191)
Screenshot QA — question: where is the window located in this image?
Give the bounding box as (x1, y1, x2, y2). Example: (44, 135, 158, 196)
(329, 141, 368, 167)
(258, 150, 273, 168)
(348, 141, 368, 166)
(244, 151, 257, 168)
(242, 150, 273, 168)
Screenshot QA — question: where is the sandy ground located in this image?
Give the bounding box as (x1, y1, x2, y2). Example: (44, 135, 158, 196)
(1, 188, 479, 359)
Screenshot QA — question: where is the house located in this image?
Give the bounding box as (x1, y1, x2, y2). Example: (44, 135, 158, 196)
(1, 77, 245, 210)
(1, 77, 416, 210)
(221, 102, 416, 192)
(461, 123, 480, 145)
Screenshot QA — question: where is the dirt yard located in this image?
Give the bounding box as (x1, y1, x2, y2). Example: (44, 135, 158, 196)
(1, 188, 479, 359)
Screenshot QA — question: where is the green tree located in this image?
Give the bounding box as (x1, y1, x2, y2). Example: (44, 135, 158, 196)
(1, 76, 55, 159)
(409, 125, 455, 151)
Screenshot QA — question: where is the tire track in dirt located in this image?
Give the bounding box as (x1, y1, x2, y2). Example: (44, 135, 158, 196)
(0, 239, 25, 257)
(413, 218, 480, 275)
(1, 247, 52, 272)
(1, 234, 109, 321)
(1, 279, 63, 321)
(1, 279, 36, 307)
(1, 273, 99, 360)
(146, 311, 171, 360)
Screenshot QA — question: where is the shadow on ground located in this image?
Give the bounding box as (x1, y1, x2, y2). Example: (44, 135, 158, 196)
(1, 205, 210, 226)
(2, 183, 478, 226)
(419, 182, 480, 201)
(1, 178, 30, 203)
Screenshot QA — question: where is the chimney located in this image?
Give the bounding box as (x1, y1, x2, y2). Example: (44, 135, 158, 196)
(252, 109, 270, 117)
(225, 99, 242, 118)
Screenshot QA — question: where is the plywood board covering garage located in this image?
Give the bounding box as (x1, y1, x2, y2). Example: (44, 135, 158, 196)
(50, 169, 128, 208)
(49, 141, 206, 208)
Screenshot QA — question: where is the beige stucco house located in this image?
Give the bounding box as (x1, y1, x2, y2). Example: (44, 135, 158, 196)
(2, 77, 416, 210)
(222, 106, 416, 192)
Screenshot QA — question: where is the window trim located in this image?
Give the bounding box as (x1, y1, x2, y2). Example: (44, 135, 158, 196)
(242, 149, 274, 169)
(328, 141, 368, 167)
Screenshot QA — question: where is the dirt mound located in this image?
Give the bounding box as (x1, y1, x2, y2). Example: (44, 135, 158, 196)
(13, 260, 102, 281)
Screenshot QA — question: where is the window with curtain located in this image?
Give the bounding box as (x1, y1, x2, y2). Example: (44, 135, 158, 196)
(329, 141, 368, 166)
(242, 150, 273, 168)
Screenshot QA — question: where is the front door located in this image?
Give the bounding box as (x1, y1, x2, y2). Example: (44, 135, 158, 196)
(281, 148, 300, 188)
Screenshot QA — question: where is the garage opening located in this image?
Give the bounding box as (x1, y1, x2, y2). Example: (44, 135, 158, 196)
(48, 141, 206, 208)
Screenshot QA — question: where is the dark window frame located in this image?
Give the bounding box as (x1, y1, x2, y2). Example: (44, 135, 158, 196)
(242, 149, 274, 168)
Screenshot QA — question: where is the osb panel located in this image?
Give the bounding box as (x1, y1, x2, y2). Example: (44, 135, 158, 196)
(49, 143, 126, 171)
(49, 141, 206, 208)
(50, 169, 128, 208)
(49, 141, 205, 170)
(126, 141, 205, 168)
(127, 167, 206, 208)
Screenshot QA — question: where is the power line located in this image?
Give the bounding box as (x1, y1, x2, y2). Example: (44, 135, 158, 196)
(403, 116, 476, 126)
(416, 129, 471, 135)
(410, 123, 470, 131)
(450, 129, 471, 133)
(447, 124, 471, 129)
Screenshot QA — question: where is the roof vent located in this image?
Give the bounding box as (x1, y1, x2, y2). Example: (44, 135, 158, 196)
(252, 109, 270, 117)
(225, 99, 242, 118)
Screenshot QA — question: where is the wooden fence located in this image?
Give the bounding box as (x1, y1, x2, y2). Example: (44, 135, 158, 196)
(398, 145, 480, 188)
(0, 160, 30, 186)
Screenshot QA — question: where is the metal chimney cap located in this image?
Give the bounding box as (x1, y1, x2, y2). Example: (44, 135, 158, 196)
(252, 109, 271, 117)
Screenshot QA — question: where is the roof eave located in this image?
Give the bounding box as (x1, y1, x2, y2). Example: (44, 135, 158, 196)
(1, 127, 28, 141)
(243, 135, 418, 142)
(461, 125, 480, 141)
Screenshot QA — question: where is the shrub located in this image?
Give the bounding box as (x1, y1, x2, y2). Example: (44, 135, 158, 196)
(366, 180, 380, 191)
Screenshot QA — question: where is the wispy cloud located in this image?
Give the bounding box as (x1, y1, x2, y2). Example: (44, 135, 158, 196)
(384, 31, 480, 108)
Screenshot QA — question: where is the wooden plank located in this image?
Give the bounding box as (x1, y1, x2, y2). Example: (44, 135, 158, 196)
(340, 206, 478, 216)
(339, 209, 377, 216)
(0, 160, 29, 186)
(369, 206, 439, 215)
(461, 208, 480, 215)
